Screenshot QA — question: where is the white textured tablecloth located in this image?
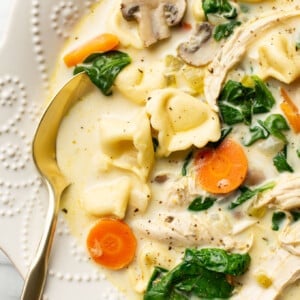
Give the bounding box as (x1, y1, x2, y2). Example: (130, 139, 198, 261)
(0, 2, 24, 299)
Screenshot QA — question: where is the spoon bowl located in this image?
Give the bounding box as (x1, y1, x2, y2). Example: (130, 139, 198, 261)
(21, 72, 90, 300)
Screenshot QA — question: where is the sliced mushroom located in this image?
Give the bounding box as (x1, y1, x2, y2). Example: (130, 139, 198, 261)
(121, 0, 187, 47)
(177, 22, 219, 67)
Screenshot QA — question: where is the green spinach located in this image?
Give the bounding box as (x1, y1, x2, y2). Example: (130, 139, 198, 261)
(229, 181, 275, 209)
(273, 146, 294, 173)
(144, 248, 251, 300)
(214, 20, 241, 41)
(263, 114, 289, 143)
(218, 76, 275, 126)
(188, 196, 216, 211)
(272, 211, 286, 231)
(184, 248, 251, 276)
(244, 120, 269, 146)
(245, 114, 289, 146)
(218, 80, 254, 125)
(202, 0, 237, 19)
(73, 50, 131, 95)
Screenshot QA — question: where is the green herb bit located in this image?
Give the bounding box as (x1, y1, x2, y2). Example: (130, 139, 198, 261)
(229, 181, 275, 209)
(296, 149, 300, 158)
(73, 50, 131, 96)
(188, 196, 216, 211)
(296, 42, 300, 51)
(214, 20, 241, 41)
(202, 0, 237, 19)
(272, 211, 286, 231)
(181, 151, 193, 176)
(273, 146, 294, 173)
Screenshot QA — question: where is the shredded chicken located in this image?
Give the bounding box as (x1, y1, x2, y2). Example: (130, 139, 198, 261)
(204, 9, 300, 111)
(132, 211, 252, 251)
(232, 248, 300, 300)
(254, 174, 300, 210)
(279, 221, 300, 256)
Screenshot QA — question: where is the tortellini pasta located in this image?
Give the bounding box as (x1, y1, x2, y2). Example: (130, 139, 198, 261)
(107, 0, 143, 49)
(81, 177, 131, 219)
(115, 61, 167, 105)
(98, 110, 154, 181)
(258, 34, 300, 84)
(146, 88, 221, 157)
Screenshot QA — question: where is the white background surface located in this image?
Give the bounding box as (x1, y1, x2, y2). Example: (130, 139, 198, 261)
(0, 1, 24, 299)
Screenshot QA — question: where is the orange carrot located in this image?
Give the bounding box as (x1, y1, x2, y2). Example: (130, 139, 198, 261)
(86, 218, 137, 270)
(63, 33, 119, 67)
(195, 138, 248, 194)
(280, 87, 300, 133)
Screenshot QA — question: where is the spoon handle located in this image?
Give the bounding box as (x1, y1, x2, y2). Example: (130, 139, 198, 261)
(21, 181, 59, 300)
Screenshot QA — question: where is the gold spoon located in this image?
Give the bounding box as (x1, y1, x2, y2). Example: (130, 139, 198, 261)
(21, 72, 90, 300)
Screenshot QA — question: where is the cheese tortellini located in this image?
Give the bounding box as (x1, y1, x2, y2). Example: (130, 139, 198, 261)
(258, 34, 300, 84)
(98, 110, 154, 181)
(146, 88, 221, 157)
(107, 0, 143, 49)
(115, 61, 167, 105)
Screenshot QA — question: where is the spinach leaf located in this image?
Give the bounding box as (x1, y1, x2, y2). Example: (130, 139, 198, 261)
(145, 262, 233, 299)
(214, 20, 241, 41)
(229, 181, 275, 209)
(181, 151, 193, 176)
(176, 268, 233, 299)
(145, 248, 251, 300)
(218, 76, 275, 126)
(202, 0, 237, 19)
(263, 114, 289, 143)
(252, 76, 275, 114)
(73, 50, 131, 95)
(218, 80, 254, 125)
(245, 114, 289, 146)
(272, 211, 286, 231)
(188, 196, 216, 211)
(244, 120, 269, 146)
(184, 248, 251, 276)
(273, 146, 294, 173)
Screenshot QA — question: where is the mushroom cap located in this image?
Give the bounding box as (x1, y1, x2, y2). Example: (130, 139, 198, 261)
(177, 22, 219, 67)
(121, 0, 187, 47)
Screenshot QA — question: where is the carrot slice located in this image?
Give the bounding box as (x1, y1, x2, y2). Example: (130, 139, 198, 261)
(195, 138, 248, 194)
(63, 33, 119, 67)
(280, 87, 300, 133)
(86, 218, 137, 270)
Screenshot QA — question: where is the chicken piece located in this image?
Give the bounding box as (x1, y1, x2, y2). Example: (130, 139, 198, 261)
(232, 248, 300, 299)
(279, 221, 300, 256)
(253, 174, 300, 210)
(132, 211, 251, 251)
(204, 9, 300, 111)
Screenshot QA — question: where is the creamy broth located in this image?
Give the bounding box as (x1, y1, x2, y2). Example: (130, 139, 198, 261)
(52, 0, 300, 299)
